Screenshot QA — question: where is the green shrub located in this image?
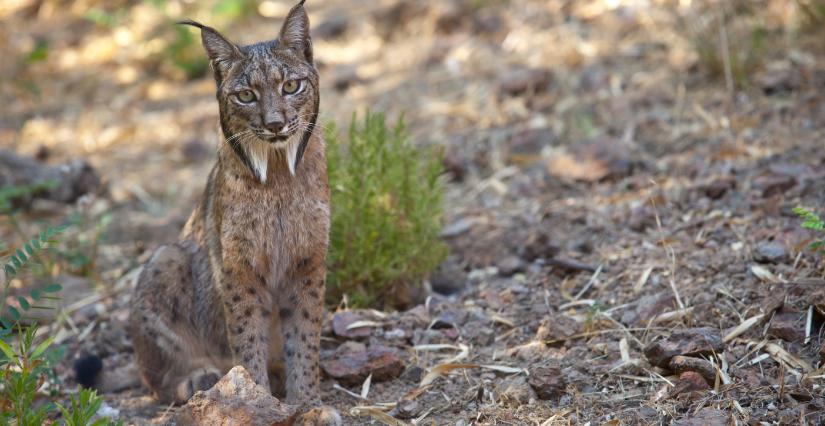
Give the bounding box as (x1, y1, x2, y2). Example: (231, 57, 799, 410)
(0, 226, 122, 425)
(325, 111, 448, 308)
(795, 208, 825, 254)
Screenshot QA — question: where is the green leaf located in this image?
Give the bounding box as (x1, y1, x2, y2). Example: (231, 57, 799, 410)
(0, 317, 11, 329)
(30, 289, 40, 301)
(31, 237, 40, 249)
(54, 225, 69, 233)
(42, 284, 62, 293)
(39, 231, 47, 242)
(10, 256, 21, 269)
(4, 264, 14, 275)
(24, 243, 33, 256)
(9, 307, 20, 322)
(15, 249, 26, 262)
(0, 339, 14, 360)
(29, 336, 54, 359)
(17, 298, 29, 311)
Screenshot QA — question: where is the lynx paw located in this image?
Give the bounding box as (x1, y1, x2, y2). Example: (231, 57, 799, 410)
(175, 366, 223, 403)
(294, 406, 342, 426)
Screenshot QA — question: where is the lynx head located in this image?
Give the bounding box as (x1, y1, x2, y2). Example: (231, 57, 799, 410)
(179, 0, 318, 182)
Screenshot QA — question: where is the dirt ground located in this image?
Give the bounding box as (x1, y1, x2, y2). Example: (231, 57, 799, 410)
(1, 0, 825, 424)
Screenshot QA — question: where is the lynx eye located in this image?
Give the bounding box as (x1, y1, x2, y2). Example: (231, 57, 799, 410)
(237, 90, 255, 103)
(283, 80, 300, 94)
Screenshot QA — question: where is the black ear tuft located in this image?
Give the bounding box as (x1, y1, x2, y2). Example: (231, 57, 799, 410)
(176, 19, 243, 68)
(74, 354, 103, 389)
(175, 19, 206, 29)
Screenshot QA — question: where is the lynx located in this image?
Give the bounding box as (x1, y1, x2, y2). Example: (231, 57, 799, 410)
(127, 1, 339, 423)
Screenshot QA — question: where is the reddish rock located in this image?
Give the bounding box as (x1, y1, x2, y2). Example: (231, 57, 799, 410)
(480, 288, 504, 310)
(320, 347, 404, 386)
(769, 313, 806, 342)
(165, 366, 299, 426)
(332, 311, 373, 339)
(497, 256, 526, 277)
(706, 178, 734, 199)
(537, 315, 583, 345)
(669, 356, 717, 386)
(643, 327, 724, 368)
(668, 371, 710, 397)
(528, 364, 566, 399)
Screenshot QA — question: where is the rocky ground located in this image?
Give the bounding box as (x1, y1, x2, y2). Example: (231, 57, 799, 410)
(1, 0, 825, 424)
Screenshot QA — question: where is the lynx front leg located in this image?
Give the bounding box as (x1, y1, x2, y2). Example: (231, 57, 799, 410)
(219, 262, 274, 389)
(277, 258, 328, 409)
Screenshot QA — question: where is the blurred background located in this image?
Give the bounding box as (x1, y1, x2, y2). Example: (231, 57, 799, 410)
(1, 0, 825, 423)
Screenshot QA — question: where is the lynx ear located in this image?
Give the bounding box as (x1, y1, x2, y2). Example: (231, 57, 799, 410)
(177, 20, 243, 69)
(276, 1, 313, 62)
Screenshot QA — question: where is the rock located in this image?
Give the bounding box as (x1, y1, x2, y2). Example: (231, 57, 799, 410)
(500, 68, 551, 95)
(334, 341, 366, 355)
(507, 128, 555, 165)
(395, 399, 422, 419)
(320, 347, 404, 386)
(565, 370, 593, 391)
(499, 377, 538, 406)
(472, 12, 504, 35)
(477, 327, 495, 346)
(667, 371, 710, 398)
(431, 309, 467, 328)
(669, 356, 717, 386)
(522, 231, 561, 261)
(621, 293, 677, 325)
(643, 327, 724, 368)
(496, 256, 526, 277)
(706, 178, 734, 199)
(528, 364, 566, 399)
(753, 173, 796, 198)
(769, 313, 806, 342)
(753, 241, 789, 264)
(629, 205, 656, 233)
(672, 408, 728, 426)
(332, 311, 373, 339)
(756, 68, 799, 95)
(537, 315, 583, 344)
(165, 366, 299, 426)
(313, 15, 348, 40)
(470, 309, 492, 325)
(401, 366, 425, 383)
(480, 288, 504, 310)
(0, 151, 103, 206)
(545, 137, 631, 182)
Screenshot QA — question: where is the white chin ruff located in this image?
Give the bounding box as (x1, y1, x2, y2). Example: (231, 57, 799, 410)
(243, 134, 301, 182)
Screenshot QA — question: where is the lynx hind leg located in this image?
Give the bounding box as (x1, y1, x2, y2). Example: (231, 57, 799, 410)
(131, 243, 226, 404)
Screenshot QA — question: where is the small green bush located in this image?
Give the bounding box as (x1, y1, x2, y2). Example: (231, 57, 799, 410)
(795, 208, 825, 254)
(325, 111, 448, 308)
(0, 225, 122, 425)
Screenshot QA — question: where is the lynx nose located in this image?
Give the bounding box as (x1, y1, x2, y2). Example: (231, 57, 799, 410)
(265, 121, 285, 134)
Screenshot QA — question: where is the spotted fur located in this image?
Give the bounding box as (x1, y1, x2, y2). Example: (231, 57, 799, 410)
(130, 2, 340, 424)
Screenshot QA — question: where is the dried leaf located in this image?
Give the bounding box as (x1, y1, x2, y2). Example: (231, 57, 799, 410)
(346, 320, 381, 330)
(634, 266, 654, 294)
(540, 408, 575, 426)
(491, 315, 515, 327)
(361, 373, 372, 400)
(723, 314, 764, 342)
(349, 407, 402, 426)
(751, 265, 782, 283)
(764, 343, 813, 372)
